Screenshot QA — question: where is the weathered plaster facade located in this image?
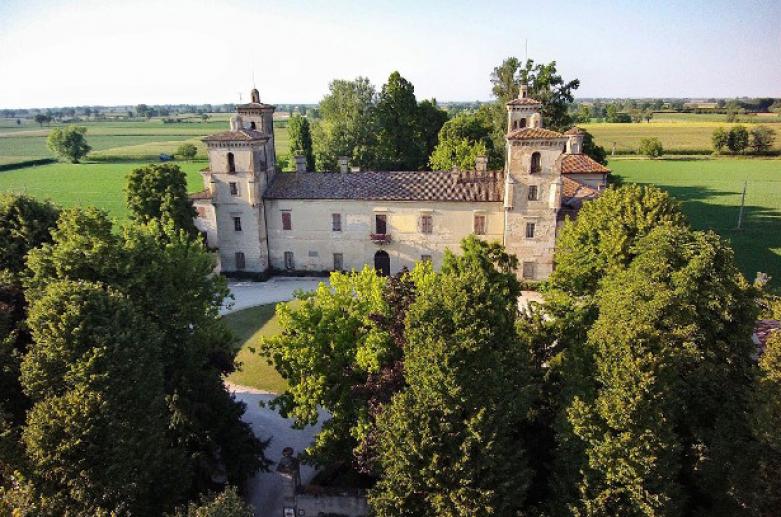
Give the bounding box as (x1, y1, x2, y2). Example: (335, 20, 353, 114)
(192, 87, 610, 280)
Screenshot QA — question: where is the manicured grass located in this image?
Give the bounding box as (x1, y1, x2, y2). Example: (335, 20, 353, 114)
(0, 161, 206, 221)
(223, 303, 290, 393)
(583, 121, 781, 155)
(610, 158, 781, 286)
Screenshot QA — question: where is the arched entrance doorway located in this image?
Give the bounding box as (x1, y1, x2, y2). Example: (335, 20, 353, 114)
(374, 250, 390, 277)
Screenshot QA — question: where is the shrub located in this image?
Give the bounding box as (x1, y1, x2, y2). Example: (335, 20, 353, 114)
(638, 137, 664, 159)
(712, 127, 728, 153)
(176, 143, 198, 160)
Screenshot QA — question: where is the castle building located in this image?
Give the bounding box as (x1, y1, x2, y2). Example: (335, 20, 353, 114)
(191, 87, 609, 280)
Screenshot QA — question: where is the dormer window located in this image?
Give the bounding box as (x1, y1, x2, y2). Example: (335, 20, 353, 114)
(530, 152, 541, 174)
(227, 152, 236, 173)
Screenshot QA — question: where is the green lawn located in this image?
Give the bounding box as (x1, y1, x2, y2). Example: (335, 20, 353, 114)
(223, 303, 289, 393)
(610, 158, 781, 286)
(0, 161, 205, 221)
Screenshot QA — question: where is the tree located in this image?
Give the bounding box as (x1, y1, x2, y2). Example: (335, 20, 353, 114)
(750, 125, 776, 153)
(0, 194, 60, 274)
(46, 125, 91, 163)
(369, 237, 536, 515)
(416, 98, 448, 166)
(287, 114, 315, 171)
(581, 129, 607, 165)
(261, 268, 390, 464)
(125, 163, 198, 237)
(177, 486, 254, 517)
(33, 114, 49, 127)
(18, 280, 182, 515)
(25, 209, 269, 500)
(313, 77, 377, 171)
(727, 125, 749, 153)
(712, 127, 729, 153)
(374, 71, 425, 170)
(638, 137, 663, 158)
(564, 225, 757, 515)
(177, 143, 198, 161)
(576, 104, 591, 123)
(429, 109, 500, 170)
(550, 184, 687, 297)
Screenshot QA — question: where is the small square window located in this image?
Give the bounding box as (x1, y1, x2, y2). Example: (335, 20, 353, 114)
(525, 222, 536, 239)
(235, 252, 246, 270)
(282, 211, 292, 230)
(332, 213, 342, 232)
(522, 261, 536, 279)
(233, 216, 242, 232)
(229, 182, 239, 196)
(333, 253, 343, 271)
(421, 254, 432, 262)
(420, 215, 433, 234)
(284, 251, 294, 270)
(474, 215, 486, 235)
(528, 185, 538, 201)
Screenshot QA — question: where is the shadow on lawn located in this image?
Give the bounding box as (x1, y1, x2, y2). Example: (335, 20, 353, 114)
(634, 183, 781, 287)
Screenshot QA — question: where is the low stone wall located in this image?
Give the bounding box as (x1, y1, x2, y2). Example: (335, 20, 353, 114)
(294, 486, 368, 517)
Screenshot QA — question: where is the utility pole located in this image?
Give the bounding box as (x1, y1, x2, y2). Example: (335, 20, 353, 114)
(737, 180, 747, 230)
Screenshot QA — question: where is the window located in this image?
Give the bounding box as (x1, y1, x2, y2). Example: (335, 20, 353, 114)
(229, 182, 238, 196)
(473, 214, 486, 235)
(522, 261, 536, 279)
(333, 253, 343, 271)
(281, 211, 292, 230)
(421, 254, 432, 262)
(233, 216, 242, 232)
(512, 120, 518, 130)
(530, 152, 541, 174)
(284, 251, 295, 270)
(332, 213, 342, 232)
(227, 152, 236, 173)
(525, 222, 536, 239)
(420, 215, 433, 234)
(527, 185, 538, 201)
(520, 118, 527, 128)
(375, 214, 387, 234)
(249, 121, 256, 130)
(235, 252, 246, 270)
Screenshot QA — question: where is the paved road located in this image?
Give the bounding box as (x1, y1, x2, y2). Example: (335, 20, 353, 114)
(221, 277, 327, 315)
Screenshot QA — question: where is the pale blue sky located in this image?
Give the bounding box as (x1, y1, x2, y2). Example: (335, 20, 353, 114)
(1, 0, 779, 108)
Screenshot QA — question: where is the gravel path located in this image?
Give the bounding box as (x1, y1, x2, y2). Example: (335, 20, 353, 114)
(221, 277, 327, 315)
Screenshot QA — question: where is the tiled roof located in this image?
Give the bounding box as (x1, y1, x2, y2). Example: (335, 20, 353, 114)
(506, 127, 565, 140)
(559, 177, 601, 220)
(189, 190, 211, 200)
(754, 319, 780, 355)
(564, 126, 586, 135)
(507, 97, 542, 106)
(237, 102, 275, 110)
(265, 170, 505, 202)
(561, 154, 611, 174)
(202, 129, 268, 142)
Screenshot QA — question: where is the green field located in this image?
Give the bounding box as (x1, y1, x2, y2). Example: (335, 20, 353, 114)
(223, 303, 288, 393)
(0, 161, 205, 220)
(611, 158, 781, 285)
(583, 120, 781, 155)
(0, 116, 290, 165)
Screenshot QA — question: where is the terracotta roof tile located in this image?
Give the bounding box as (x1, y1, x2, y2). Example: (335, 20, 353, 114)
(564, 126, 586, 135)
(189, 190, 211, 200)
(507, 97, 543, 106)
(202, 129, 268, 142)
(561, 154, 611, 174)
(265, 170, 505, 202)
(754, 319, 780, 355)
(506, 127, 565, 140)
(237, 102, 275, 110)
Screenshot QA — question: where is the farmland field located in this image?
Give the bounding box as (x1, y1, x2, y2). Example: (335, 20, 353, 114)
(0, 161, 206, 220)
(583, 120, 781, 155)
(610, 158, 781, 286)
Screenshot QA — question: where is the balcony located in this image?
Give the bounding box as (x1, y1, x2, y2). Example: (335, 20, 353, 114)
(369, 233, 391, 245)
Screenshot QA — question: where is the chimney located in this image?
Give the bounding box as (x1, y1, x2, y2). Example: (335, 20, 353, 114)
(229, 115, 242, 131)
(566, 129, 585, 154)
(294, 154, 306, 173)
(519, 82, 528, 99)
(475, 155, 488, 174)
(251, 88, 260, 104)
(338, 156, 349, 173)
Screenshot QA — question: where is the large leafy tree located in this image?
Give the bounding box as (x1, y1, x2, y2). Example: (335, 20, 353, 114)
(374, 71, 424, 170)
(46, 125, 91, 163)
(416, 98, 448, 167)
(125, 163, 198, 237)
(0, 194, 59, 274)
(564, 225, 757, 515)
(369, 237, 537, 515)
(17, 280, 181, 515)
(288, 114, 315, 171)
(24, 208, 268, 499)
(313, 77, 378, 171)
(428, 107, 501, 171)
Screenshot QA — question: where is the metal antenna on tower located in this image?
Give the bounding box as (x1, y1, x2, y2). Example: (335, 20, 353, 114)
(525, 39, 528, 62)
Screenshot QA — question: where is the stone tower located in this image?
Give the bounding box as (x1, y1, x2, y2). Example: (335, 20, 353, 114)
(502, 88, 567, 280)
(201, 92, 277, 274)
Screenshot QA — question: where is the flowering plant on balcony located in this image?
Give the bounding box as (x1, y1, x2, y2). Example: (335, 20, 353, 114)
(370, 233, 391, 245)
